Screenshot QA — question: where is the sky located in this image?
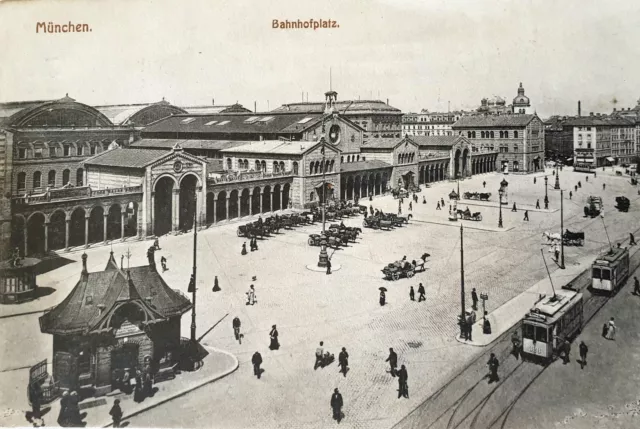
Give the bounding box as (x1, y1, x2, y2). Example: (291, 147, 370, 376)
(0, 0, 639, 118)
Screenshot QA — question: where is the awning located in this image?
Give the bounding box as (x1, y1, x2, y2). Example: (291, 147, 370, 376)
(606, 157, 615, 162)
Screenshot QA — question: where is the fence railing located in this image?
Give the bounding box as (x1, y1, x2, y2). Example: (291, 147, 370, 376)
(12, 185, 143, 205)
(208, 170, 293, 184)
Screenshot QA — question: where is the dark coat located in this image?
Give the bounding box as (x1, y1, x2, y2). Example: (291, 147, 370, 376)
(386, 351, 398, 367)
(232, 317, 241, 328)
(252, 352, 263, 365)
(418, 285, 425, 295)
(331, 392, 343, 409)
(471, 290, 478, 302)
(397, 367, 408, 382)
(339, 351, 349, 365)
(109, 404, 123, 421)
(579, 343, 588, 357)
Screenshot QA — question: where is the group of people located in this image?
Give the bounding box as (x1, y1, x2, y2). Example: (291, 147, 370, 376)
(385, 348, 409, 398)
(241, 238, 260, 255)
(409, 283, 426, 302)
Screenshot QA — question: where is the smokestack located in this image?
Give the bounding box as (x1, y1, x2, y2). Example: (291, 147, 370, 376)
(254, 101, 256, 113)
(578, 101, 581, 117)
(387, 98, 389, 105)
(212, 98, 215, 106)
(81, 253, 88, 279)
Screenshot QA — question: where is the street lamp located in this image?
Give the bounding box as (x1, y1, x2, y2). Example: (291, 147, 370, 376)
(498, 188, 504, 228)
(544, 175, 548, 200)
(317, 136, 329, 268)
(554, 164, 561, 190)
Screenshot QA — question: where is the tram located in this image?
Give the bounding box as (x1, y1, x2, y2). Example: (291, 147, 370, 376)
(573, 163, 596, 174)
(521, 288, 583, 363)
(591, 247, 630, 293)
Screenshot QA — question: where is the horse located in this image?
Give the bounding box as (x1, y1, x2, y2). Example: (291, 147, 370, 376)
(412, 253, 431, 272)
(542, 231, 562, 243)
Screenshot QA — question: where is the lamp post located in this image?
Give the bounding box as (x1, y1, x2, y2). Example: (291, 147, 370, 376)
(317, 136, 329, 268)
(459, 225, 466, 339)
(544, 175, 548, 200)
(498, 188, 504, 228)
(554, 164, 561, 190)
(559, 189, 565, 269)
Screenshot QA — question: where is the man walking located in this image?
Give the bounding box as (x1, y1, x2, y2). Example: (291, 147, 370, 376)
(483, 181, 486, 188)
(441, 197, 445, 207)
(606, 317, 616, 340)
(436, 202, 441, 210)
(326, 258, 332, 275)
(471, 288, 478, 310)
(534, 177, 537, 184)
(523, 210, 529, 221)
(232, 317, 242, 343)
(569, 191, 572, 200)
(536, 199, 540, 209)
(331, 388, 344, 422)
(269, 325, 280, 350)
(397, 365, 409, 399)
(417, 283, 426, 302)
(633, 276, 640, 295)
(511, 202, 517, 212)
(630, 233, 636, 246)
(338, 347, 349, 377)
(603, 183, 606, 190)
(409, 286, 415, 301)
(579, 341, 588, 369)
(554, 244, 560, 262)
(386, 347, 398, 377)
(398, 202, 402, 215)
(561, 339, 571, 364)
(315, 341, 325, 370)
(511, 331, 521, 360)
(246, 285, 256, 305)
(487, 353, 499, 383)
(109, 399, 123, 428)
(408, 201, 412, 211)
(251, 351, 263, 379)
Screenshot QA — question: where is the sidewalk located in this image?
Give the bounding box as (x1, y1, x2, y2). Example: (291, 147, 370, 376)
(0, 346, 238, 428)
(413, 218, 516, 233)
(458, 198, 558, 214)
(456, 238, 640, 347)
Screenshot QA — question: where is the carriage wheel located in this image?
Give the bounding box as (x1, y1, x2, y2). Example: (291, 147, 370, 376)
(237, 228, 243, 237)
(392, 272, 400, 281)
(477, 214, 483, 221)
(407, 270, 415, 278)
(308, 237, 315, 246)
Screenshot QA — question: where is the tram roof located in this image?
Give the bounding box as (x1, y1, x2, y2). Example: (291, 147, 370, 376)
(594, 247, 628, 264)
(528, 289, 579, 319)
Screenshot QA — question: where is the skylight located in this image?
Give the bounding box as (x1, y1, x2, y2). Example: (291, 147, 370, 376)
(244, 116, 259, 123)
(217, 120, 231, 126)
(297, 117, 314, 124)
(258, 116, 274, 122)
(181, 118, 196, 124)
(204, 120, 218, 126)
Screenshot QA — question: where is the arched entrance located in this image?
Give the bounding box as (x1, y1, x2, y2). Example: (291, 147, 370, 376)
(402, 171, 415, 189)
(382, 172, 388, 193)
(107, 204, 122, 241)
(375, 173, 381, 195)
(251, 188, 261, 215)
(48, 210, 66, 251)
(179, 175, 197, 231)
(501, 160, 509, 174)
(154, 176, 175, 236)
(361, 177, 367, 198)
(533, 157, 540, 171)
(216, 191, 227, 221)
(354, 176, 361, 200)
(462, 149, 469, 177)
(124, 202, 138, 237)
(273, 184, 281, 211)
(513, 161, 520, 172)
(346, 176, 354, 200)
(262, 186, 271, 213)
(69, 207, 85, 247)
(368, 173, 375, 196)
(27, 213, 46, 256)
(282, 184, 291, 209)
(454, 149, 461, 179)
(229, 190, 239, 219)
(88, 206, 105, 244)
(11, 216, 25, 256)
(206, 193, 215, 223)
(240, 189, 250, 217)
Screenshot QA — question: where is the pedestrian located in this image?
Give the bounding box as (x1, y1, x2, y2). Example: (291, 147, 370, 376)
(379, 289, 386, 306)
(602, 322, 609, 338)
(212, 275, 221, 292)
(233, 316, 242, 343)
(569, 191, 572, 200)
(578, 181, 581, 188)
(536, 199, 540, 209)
(423, 196, 427, 204)
(251, 351, 263, 379)
(534, 177, 537, 184)
(630, 233, 636, 246)
(483, 181, 486, 188)
(418, 283, 426, 302)
(523, 210, 529, 221)
(109, 399, 123, 428)
(370, 205, 374, 216)
(386, 347, 398, 376)
(554, 244, 560, 262)
(441, 197, 445, 207)
(544, 195, 549, 209)
(57, 391, 69, 426)
(586, 175, 588, 182)
(579, 341, 588, 369)
(160, 256, 167, 272)
(369, 193, 373, 202)
(562, 339, 571, 364)
(67, 391, 81, 425)
(397, 365, 409, 399)
(269, 325, 280, 350)
(326, 258, 332, 275)
(606, 317, 616, 340)
(511, 202, 517, 212)
(436, 202, 441, 210)
(633, 276, 640, 295)
(153, 238, 161, 250)
(575, 185, 578, 192)
(246, 285, 257, 305)
(28, 380, 42, 421)
(408, 201, 412, 211)
(471, 288, 478, 310)
(315, 341, 325, 370)
(511, 331, 521, 360)
(338, 347, 349, 377)
(487, 353, 499, 383)
(250, 237, 256, 252)
(330, 388, 344, 422)
(143, 367, 153, 397)
(603, 183, 606, 190)
(409, 286, 415, 301)
(241, 242, 247, 255)
(398, 204, 402, 215)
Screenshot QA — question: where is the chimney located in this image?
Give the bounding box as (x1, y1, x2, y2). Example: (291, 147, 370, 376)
(212, 98, 215, 106)
(590, 112, 594, 116)
(254, 101, 257, 113)
(387, 98, 389, 105)
(81, 253, 88, 279)
(578, 101, 581, 117)
(613, 108, 617, 112)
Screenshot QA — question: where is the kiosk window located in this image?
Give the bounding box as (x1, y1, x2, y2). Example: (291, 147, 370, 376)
(535, 326, 548, 342)
(592, 268, 601, 279)
(523, 324, 535, 339)
(601, 269, 611, 280)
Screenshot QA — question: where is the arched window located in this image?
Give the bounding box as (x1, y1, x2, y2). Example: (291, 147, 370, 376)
(17, 172, 26, 191)
(33, 171, 42, 189)
(293, 162, 299, 175)
(514, 131, 519, 138)
(341, 156, 344, 163)
(490, 131, 495, 138)
(261, 161, 266, 172)
(255, 160, 261, 171)
(467, 131, 471, 138)
(309, 161, 314, 174)
(90, 144, 97, 155)
(227, 158, 232, 170)
(273, 161, 279, 173)
(481, 131, 485, 138)
(499, 131, 503, 138)
(357, 155, 360, 161)
(472, 131, 476, 138)
(76, 168, 84, 186)
(279, 161, 285, 172)
(63, 169, 70, 185)
(347, 155, 351, 163)
(48, 170, 56, 187)
(329, 160, 335, 172)
(315, 161, 320, 174)
(325, 160, 330, 172)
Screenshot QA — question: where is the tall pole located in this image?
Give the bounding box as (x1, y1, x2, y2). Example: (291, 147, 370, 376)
(554, 165, 561, 190)
(544, 176, 548, 200)
(190, 209, 197, 342)
(560, 189, 565, 269)
(460, 224, 465, 337)
(322, 146, 326, 234)
(541, 248, 557, 299)
(600, 215, 613, 252)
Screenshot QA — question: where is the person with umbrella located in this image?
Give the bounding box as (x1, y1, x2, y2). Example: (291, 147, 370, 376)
(379, 287, 387, 306)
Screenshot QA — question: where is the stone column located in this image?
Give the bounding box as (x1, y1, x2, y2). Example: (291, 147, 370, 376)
(237, 193, 241, 217)
(249, 191, 253, 216)
(259, 190, 263, 213)
(103, 213, 108, 244)
(65, 219, 70, 250)
(172, 189, 180, 233)
(213, 197, 217, 224)
(44, 221, 49, 253)
(136, 203, 143, 238)
(24, 227, 28, 257)
(121, 211, 126, 240)
(84, 214, 90, 248)
(150, 191, 155, 237)
(269, 191, 273, 212)
(225, 196, 230, 221)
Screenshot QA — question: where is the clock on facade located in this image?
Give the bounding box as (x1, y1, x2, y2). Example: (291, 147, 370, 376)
(173, 160, 183, 173)
(329, 124, 341, 144)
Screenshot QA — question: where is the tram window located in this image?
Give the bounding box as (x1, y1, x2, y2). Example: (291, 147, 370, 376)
(523, 324, 535, 339)
(535, 326, 548, 342)
(592, 267, 601, 279)
(601, 269, 611, 281)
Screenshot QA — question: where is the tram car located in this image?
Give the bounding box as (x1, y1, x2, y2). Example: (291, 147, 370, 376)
(521, 288, 583, 363)
(591, 247, 630, 294)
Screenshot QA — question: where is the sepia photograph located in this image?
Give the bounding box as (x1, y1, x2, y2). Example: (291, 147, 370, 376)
(1, 0, 640, 428)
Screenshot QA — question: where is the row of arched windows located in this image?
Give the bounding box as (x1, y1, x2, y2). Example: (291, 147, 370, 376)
(341, 154, 365, 163)
(310, 159, 335, 175)
(398, 152, 415, 164)
(226, 158, 298, 175)
(16, 168, 83, 193)
(467, 130, 519, 139)
(16, 141, 114, 159)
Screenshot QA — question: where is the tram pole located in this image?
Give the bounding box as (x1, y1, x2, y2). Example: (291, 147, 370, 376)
(560, 189, 565, 269)
(600, 214, 613, 252)
(190, 209, 197, 342)
(460, 224, 465, 338)
(541, 248, 557, 299)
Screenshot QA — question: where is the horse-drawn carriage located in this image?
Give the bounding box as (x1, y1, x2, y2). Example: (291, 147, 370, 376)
(381, 253, 429, 281)
(381, 213, 412, 227)
(615, 196, 630, 212)
(392, 187, 410, 199)
(449, 190, 460, 200)
(457, 208, 483, 221)
(307, 233, 347, 248)
(362, 216, 393, 230)
(463, 192, 491, 201)
(329, 224, 362, 241)
(563, 230, 585, 246)
(584, 196, 603, 218)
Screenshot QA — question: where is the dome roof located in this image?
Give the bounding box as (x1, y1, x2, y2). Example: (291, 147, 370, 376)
(513, 82, 530, 106)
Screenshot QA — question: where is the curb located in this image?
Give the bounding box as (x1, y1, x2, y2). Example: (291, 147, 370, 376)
(0, 308, 46, 320)
(412, 218, 515, 232)
(100, 347, 239, 428)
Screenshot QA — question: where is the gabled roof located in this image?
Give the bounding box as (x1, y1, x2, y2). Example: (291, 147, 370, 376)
(39, 252, 192, 335)
(272, 100, 402, 115)
(410, 135, 461, 147)
(95, 100, 187, 126)
(362, 137, 417, 150)
(453, 114, 538, 128)
(83, 147, 168, 169)
(131, 138, 250, 151)
(340, 160, 391, 172)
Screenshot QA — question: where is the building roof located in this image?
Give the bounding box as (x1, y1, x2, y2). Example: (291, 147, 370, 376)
(340, 160, 391, 172)
(219, 140, 320, 155)
(83, 147, 168, 168)
(453, 114, 537, 128)
(0, 100, 57, 126)
(563, 116, 634, 127)
(131, 138, 250, 151)
(182, 104, 252, 114)
(272, 100, 402, 115)
(95, 100, 187, 126)
(409, 135, 460, 147)
(142, 112, 325, 136)
(39, 252, 192, 335)
(362, 137, 417, 150)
